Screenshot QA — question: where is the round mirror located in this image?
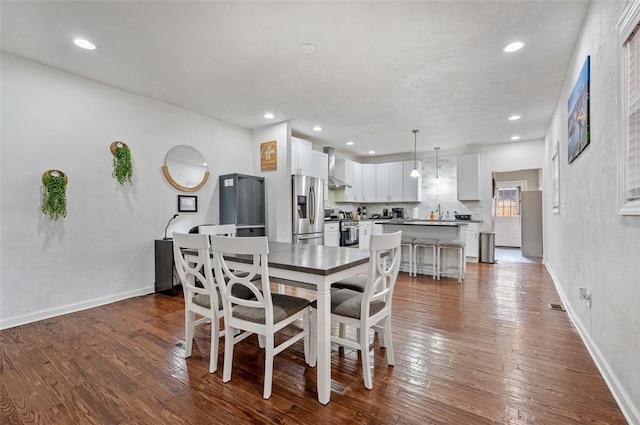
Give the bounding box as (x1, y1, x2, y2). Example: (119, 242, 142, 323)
(162, 145, 210, 192)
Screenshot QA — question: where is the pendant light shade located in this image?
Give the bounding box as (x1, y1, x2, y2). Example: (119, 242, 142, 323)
(410, 130, 420, 177)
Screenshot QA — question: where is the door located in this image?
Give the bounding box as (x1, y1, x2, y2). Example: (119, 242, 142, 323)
(494, 180, 526, 247)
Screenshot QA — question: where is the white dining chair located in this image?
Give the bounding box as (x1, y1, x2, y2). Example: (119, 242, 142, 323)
(210, 235, 311, 399)
(172, 232, 224, 373)
(309, 231, 402, 390)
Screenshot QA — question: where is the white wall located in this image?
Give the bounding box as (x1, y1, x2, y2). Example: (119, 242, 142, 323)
(543, 2, 640, 422)
(0, 54, 254, 328)
(252, 122, 292, 243)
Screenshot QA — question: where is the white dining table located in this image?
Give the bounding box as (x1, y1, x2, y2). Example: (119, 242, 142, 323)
(188, 241, 370, 405)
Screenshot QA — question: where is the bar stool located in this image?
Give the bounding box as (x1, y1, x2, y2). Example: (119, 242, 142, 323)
(413, 238, 438, 279)
(400, 236, 415, 276)
(436, 240, 465, 283)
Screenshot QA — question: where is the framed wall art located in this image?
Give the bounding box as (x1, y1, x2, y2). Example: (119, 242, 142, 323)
(178, 195, 197, 213)
(260, 140, 277, 171)
(568, 56, 590, 164)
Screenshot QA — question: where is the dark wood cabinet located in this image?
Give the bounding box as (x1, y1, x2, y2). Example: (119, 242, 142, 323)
(154, 239, 180, 294)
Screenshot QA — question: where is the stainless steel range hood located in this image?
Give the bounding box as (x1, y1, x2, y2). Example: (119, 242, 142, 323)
(323, 147, 351, 188)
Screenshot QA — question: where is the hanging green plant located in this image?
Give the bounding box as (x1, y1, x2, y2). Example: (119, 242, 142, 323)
(110, 141, 133, 185)
(41, 170, 68, 221)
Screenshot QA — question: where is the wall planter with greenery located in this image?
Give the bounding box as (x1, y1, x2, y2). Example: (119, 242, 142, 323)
(110, 141, 133, 185)
(41, 169, 68, 220)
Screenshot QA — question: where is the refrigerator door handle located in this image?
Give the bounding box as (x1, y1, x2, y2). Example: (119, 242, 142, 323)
(309, 185, 315, 225)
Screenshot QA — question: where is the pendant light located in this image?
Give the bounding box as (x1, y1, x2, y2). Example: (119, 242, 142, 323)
(410, 130, 420, 177)
(434, 147, 440, 178)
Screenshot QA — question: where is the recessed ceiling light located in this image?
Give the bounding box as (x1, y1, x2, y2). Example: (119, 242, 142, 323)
(508, 115, 521, 121)
(313, 126, 322, 131)
(510, 135, 521, 140)
(368, 150, 375, 155)
(504, 42, 524, 53)
(300, 43, 316, 54)
(74, 38, 96, 50)
(263, 112, 274, 119)
(346, 141, 354, 146)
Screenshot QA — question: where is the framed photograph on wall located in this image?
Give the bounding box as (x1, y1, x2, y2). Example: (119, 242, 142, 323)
(178, 195, 197, 213)
(568, 56, 590, 164)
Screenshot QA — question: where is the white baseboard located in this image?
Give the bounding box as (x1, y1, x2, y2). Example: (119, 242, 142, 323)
(543, 260, 640, 425)
(0, 286, 155, 330)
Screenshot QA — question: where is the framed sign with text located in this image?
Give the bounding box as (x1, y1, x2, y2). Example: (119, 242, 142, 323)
(260, 140, 277, 171)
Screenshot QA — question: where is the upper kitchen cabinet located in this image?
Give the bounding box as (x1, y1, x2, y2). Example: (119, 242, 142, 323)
(457, 154, 480, 200)
(361, 164, 376, 202)
(312, 150, 329, 201)
(403, 160, 422, 202)
(335, 159, 362, 202)
(376, 162, 403, 202)
(291, 137, 313, 175)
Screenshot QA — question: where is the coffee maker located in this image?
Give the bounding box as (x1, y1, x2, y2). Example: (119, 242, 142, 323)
(391, 207, 404, 219)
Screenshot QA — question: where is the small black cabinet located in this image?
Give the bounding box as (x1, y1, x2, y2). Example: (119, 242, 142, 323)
(154, 239, 180, 294)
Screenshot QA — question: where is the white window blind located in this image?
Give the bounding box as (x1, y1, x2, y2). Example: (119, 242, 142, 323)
(628, 29, 640, 201)
(619, 0, 640, 213)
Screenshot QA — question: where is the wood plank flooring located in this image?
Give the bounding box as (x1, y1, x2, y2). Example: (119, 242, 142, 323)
(0, 262, 627, 424)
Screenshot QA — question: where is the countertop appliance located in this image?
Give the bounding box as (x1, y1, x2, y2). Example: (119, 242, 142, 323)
(292, 175, 324, 245)
(339, 219, 359, 247)
(392, 207, 404, 219)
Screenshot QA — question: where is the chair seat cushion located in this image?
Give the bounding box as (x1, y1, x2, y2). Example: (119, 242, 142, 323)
(232, 294, 310, 324)
(400, 237, 415, 244)
(437, 239, 465, 248)
(414, 238, 438, 246)
(332, 275, 367, 292)
(192, 284, 256, 310)
(310, 289, 385, 319)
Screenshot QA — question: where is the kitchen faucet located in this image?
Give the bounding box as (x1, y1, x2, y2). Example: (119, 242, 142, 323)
(436, 204, 443, 219)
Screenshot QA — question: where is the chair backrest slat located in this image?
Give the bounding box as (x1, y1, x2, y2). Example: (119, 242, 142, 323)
(362, 231, 402, 317)
(210, 236, 274, 322)
(199, 224, 237, 237)
(172, 232, 219, 309)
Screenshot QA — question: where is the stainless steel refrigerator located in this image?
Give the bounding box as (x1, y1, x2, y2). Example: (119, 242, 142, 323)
(292, 175, 324, 245)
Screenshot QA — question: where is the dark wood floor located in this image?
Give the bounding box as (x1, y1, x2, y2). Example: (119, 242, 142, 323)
(1, 262, 627, 424)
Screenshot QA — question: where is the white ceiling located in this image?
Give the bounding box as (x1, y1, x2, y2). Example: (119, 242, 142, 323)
(1, 1, 590, 160)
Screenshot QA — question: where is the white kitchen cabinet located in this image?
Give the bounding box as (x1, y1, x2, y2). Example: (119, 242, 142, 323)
(291, 137, 313, 176)
(457, 154, 480, 200)
(403, 160, 422, 202)
(324, 222, 340, 247)
(465, 222, 480, 260)
(312, 150, 329, 201)
(375, 163, 390, 202)
(335, 159, 362, 202)
(358, 221, 372, 250)
(361, 164, 376, 202)
(376, 162, 403, 202)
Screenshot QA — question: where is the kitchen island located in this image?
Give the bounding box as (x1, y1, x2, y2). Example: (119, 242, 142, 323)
(377, 220, 469, 279)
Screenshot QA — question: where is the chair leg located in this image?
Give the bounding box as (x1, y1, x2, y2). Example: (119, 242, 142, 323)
(458, 247, 463, 284)
(360, 325, 373, 390)
(303, 309, 311, 366)
(432, 246, 437, 279)
(384, 317, 394, 366)
(263, 333, 275, 399)
(309, 308, 317, 367)
(209, 316, 219, 373)
(185, 310, 195, 357)
(223, 326, 235, 383)
(258, 334, 266, 348)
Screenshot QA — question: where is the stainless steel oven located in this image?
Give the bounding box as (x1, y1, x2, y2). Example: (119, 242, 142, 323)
(339, 220, 359, 247)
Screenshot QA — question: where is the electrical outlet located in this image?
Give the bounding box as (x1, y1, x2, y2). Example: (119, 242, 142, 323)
(579, 287, 591, 308)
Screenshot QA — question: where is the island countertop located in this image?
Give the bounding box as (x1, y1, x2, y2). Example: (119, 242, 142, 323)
(376, 220, 469, 227)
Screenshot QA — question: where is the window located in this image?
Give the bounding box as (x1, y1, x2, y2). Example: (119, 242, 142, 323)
(496, 187, 521, 217)
(618, 0, 640, 214)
